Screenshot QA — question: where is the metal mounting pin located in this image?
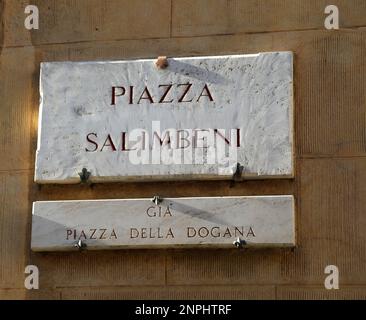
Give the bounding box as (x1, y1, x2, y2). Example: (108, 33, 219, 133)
(233, 237, 246, 249)
(233, 163, 243, 181)
(74, 239, 87, 251)
(78, 168, 91, 183)
(230, 163, 244, 188)
(152, 195, 162, 205)
(155, 56, 168, 69)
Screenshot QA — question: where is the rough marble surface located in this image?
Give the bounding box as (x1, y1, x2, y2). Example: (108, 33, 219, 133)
(35, 52, 293, 183)
(31, 195, 295, 251)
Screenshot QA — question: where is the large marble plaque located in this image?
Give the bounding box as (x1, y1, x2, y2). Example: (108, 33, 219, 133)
(31, 196, 295, 251)
(35, 52, 293, 183)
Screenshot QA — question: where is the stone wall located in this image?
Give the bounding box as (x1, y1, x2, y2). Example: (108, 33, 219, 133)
(0, 0, 365, 299)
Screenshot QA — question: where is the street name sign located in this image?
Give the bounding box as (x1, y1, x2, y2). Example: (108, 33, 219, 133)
(31, 195, 295, 251)
(35, 52, 294, 183)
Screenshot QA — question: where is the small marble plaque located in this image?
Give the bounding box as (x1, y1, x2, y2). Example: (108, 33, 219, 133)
(35, 52, 293, 183)
(31, 195, 295, 251)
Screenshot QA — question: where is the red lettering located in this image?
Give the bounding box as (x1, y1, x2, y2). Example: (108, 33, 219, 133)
(153, 131, 171, 147)
(111, 86, 125, 105)
(236, 128, 241, 147)
(100, 134, 116, 152)
(129, 86, 134, 104)
(177, 83, 193, 103)
(121, 132, 136, 151)
(158, 84, 174, 103)
(197, 84, 214, 102)
(85, 133, 98, 152)
(214, 129, 231, 146)
(137, 87, 154, 104)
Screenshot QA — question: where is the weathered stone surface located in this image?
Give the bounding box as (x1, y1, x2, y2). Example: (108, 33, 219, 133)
(35, 52, 293, 183)
(31, 195, 295, 251)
